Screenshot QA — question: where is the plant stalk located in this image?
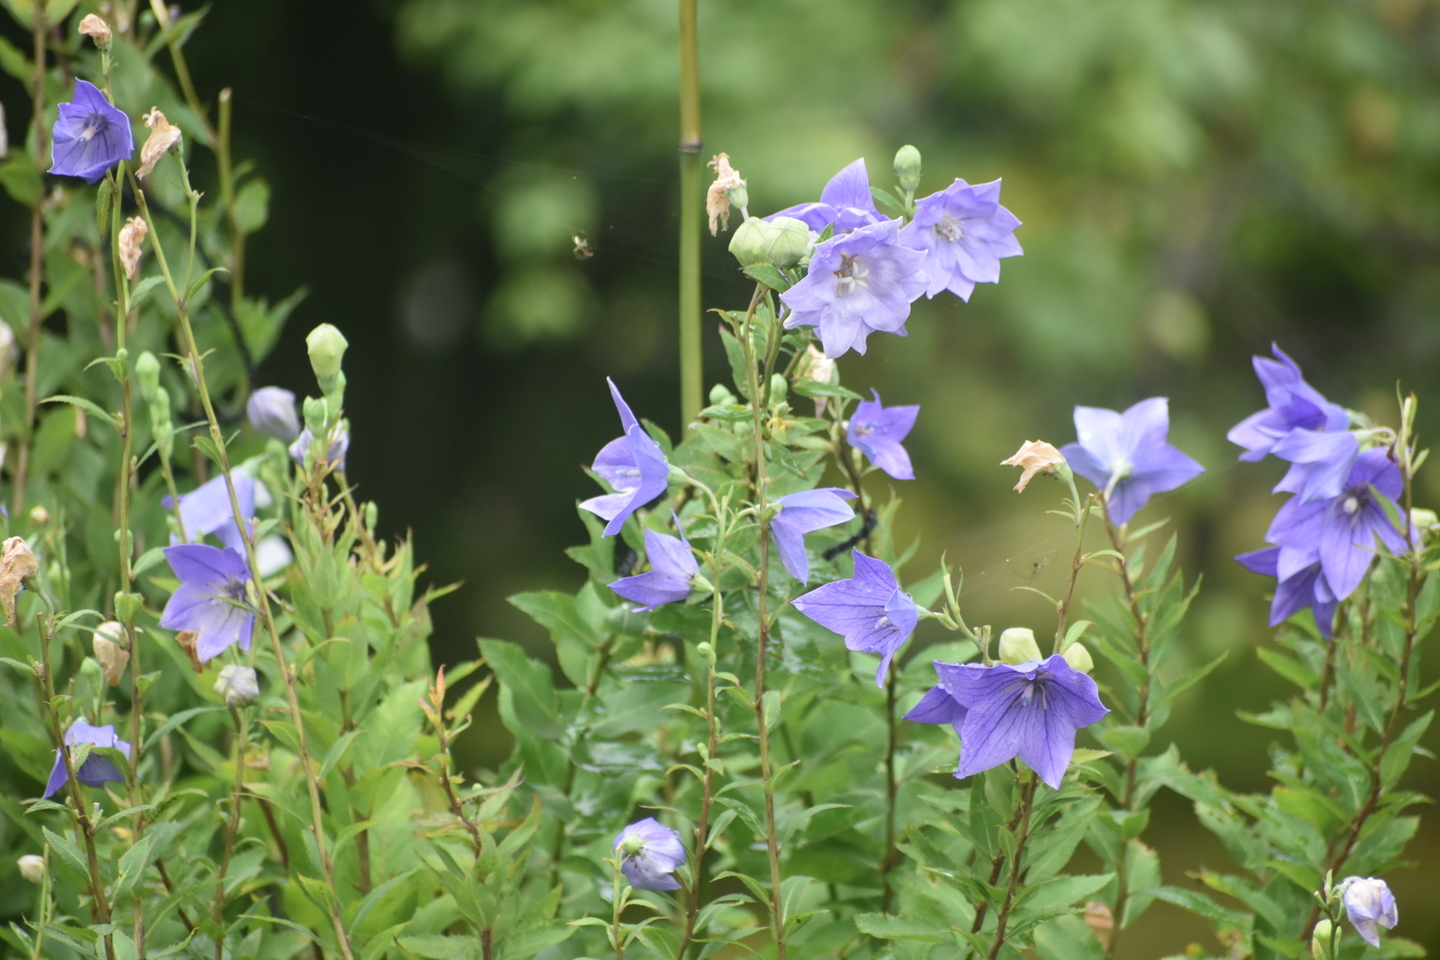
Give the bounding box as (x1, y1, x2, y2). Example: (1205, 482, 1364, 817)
(677, 0, 702, 429)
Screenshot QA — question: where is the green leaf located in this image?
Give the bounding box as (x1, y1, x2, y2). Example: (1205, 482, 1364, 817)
(111, 833, 155, 901)
(40, 394, 118, 429)
(743, 263, 791, 292)
(870, 186, 905, 216)
(1256, 647, 1318, 689)
(478, 639, 563, 739)
(719, 327, 754, 399)
(397, 934, 481, 958)
(95, 177, 113, 238)
(233, 177, 271, 234)
(42, 827, 90, 879)
(508, 591, 601, 647)
(0, 154, 40, 206)
(790, 379, 861, 401)
(853, 913, 949, 943)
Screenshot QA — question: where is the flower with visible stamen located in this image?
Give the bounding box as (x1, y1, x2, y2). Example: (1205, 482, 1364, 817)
(614, 817, 686, 891)
(158, 544, 256, 664)
(49, 80, 133, 182)
(899, 178, 1022, 301)
(793, 550, 918, 685)
(848, 391, 919, 480)
(1060, 398, 1204, 527)
(610, 526, 702, 611)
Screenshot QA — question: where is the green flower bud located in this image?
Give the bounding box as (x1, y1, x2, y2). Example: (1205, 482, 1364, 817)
(305, 323, 349, 381)
(726, 180, 749, 213)
(894, 144, 922, 193)
(769, 373, 788, 406)
(767, 216, 811, 268)
(1063, 642, 1095, 674)
(729, 217, 773, 267)
(688, 571, 715, 599)
(709, 383, 736, 406)
(998, 627, 1043, 665)
(135, 351, 161, 401)
(303, 396, 328, 434)
(1311, 919, 1335, 960)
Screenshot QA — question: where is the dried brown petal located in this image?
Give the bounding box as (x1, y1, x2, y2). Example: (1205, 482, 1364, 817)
(1084, 901, 1113, 949)
(118, 216, 148, 279)
(1000, 440, 1066, 492)
(78, 14, 112, 44)
(175, 630, 204, 673)
(0, 536, 37, 626)
(706, 153, 745, 236)
(137, 108, 182, 178)
(93, 621, 129, 685)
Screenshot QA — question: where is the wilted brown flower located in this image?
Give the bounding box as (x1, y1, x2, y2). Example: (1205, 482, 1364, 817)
(77, 14, 111, 45)
(137, 108, 182, 178)
(175, 630, 204, 673)
(706, 153, 745, 236)
(797, 344, 837, 415)
(1084, 901, 1113, 949)
(0, 536, 37, 626)
(1000, 440, 1066, 492)
(93, 621, 129, 685)
(118, 216, 148, 279)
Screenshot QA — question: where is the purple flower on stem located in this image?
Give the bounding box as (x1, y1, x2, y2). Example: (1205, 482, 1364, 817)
(1060, 398, 1205, 527)
(766, 158, 885, 234)
(792, 550, 918, 685)
(581, 379, 669, 536)
(780, 219, 928, 359)
(899, 178, 1022, 301)
(770, 488, 857, 582)
(933, 654, 1108, 789)
(163, 473, 256, 553)
(610, 527, 700, 611)
(43, 719, 130, 798)
(1235, 546, 1339, 639)
(848, 390, 919, 480)
(289, 424, 349, 473)
(903, 684, 968, 741)
(1342, 877, 1398, 948)
(614, 817, 686, 891)
(49, 80, 133, 183)
(247, 387, 301, 443)
(1264, 449, 1408, 601)
(158, 544, 255, 664)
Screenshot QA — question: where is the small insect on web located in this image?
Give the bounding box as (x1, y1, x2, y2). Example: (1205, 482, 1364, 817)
(572, 232, 594, 259)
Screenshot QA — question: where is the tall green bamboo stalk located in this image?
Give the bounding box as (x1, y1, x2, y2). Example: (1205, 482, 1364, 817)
(678, 0, 702, 430)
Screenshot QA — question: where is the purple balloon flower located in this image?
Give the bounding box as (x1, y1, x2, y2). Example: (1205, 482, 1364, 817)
(903, 684, 968, 741)
(1228, 344, 1357, 504)
(899, 178, 1023, 301)
(50, 80, 134, 183)
(779, 219, 928, 359)
(1264, 448, 1408, 601)
(1342, 876, 1398, 948)
(769, 488, 857, 582)
(792, 550, 918, 686)
(614, 817, 686, 891)
(43, 719, 131, 798)
(1060, 398, 1205, 527)
(610, 527, 700, 611)
(158, 544, 256, 664)
(848, 390, 919, 480)
(290, 424, 350, 473)
(581, 379, 670, 536)
(766, 158, 885, 234)
(163, 473, 256, 553)
(247, 387, 301, 443)
(1236, 546, 1339, 639)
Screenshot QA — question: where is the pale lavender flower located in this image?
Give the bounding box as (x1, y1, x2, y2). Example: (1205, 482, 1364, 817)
(158, 544, 255, 664)
(614, 817, 686, 891)
(49, 80, 133, 183)
(610, 527, 700, 611)
(770, 488, 857, 582)
(247, 387, 301, 443)
(899, 178, 1022, 301)
(1060, 398, 1205, 527)
(934, 654, 1108, 789)
(766, 158, 885, 234)
(163, 473, 256, 553)
(289, 424, 349, 472)
(793, 551, 917, 686)
(1342, 877, 1398, 948)
(848, 390, 919, 480)
(780, 220, 928, 359)
(1236, 546, 1339, 640)
(581, 379, 670, 536)
(43, 719, 130, 798)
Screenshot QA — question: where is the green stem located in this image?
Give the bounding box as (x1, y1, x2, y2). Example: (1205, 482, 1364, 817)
(985, 775, 1037, 960)
(881, 665, 899, 913)
(211, 707, 249, 960)
(14, 2, 47, 516)
(613, 856, 628, 960)
(1054, 494, 1093, 654)
(677, 0, 702, 429)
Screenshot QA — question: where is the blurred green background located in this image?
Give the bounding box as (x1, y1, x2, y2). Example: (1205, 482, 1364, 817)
(10, 0, 1440, 954)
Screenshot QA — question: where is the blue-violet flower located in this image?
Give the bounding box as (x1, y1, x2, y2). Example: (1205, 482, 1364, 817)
(290, 424, 349, 473)
(581, 379, 670, 536)
(614, 817, 686, 891)
(848, 391, 919, 480)
(247, 387, 301, 443)
(43, 719, 130, 798)
(163, 473, 256, 553)
(770, 488, 857, 582)
(792, 550, 918, 685)
(899, 178, 1022, 301)
(158, 544, 255, 664)
(1235, 546, 1339, 640)
(1061, 398, 1205, 527)
(1341, 877, 1398, 948)
(49, 80, 133, 182)
(767, 158, 885, 234)
(610, 527, 701, 611)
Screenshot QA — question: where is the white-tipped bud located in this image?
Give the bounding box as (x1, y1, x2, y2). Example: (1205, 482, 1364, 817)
(78, 14, 111, 48)
(1410, 508, 1439, 537)
(137, 108, 182, 179)
(27, 505, 48, 526)
(998, 627, 1043, 665)
(93, 622, 129, 685)
(246, 387, 301, 443)
(17, 854, 45, 883)
(118, 217, 148, 280)
(1063, 642, 1095, 674)
(214, 664, 260, 707)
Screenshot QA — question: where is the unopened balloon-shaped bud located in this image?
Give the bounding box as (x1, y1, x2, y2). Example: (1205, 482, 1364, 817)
(302, 396, 327, 435)
(93, 622, 129, 685)
(1063, 642, 1095, 674)
(894, 144, 922, 193)
(696, 641, 717, 667)
(709, 383, 736, 406)
(1410, 508, 1439, 538)
(769, 374, 788, 406)
(728, 217, 773, 267)
(305, 323, 348, 382)
(78, 14, 111, 48)
(1341, 876, 1397, 948)
(27, 505, 48, 526)
(215, 664, 260, 707)
(1311, 919, 1336, 960)
(134, 351, 161, 400)
(726, 180, 749, 215)
(767, 216, 811, 268)
(17, 854, 45, 883)
(247, 387, 300, 443)
(998, 627, 1042, 665)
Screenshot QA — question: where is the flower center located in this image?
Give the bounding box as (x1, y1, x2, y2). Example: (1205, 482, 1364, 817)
(1342, 494, 1362, 515)
(834, 254, 869, 295)
(874, 615, 893, 631)
(79, 117, 104, 142)
(936, 215, 964, 242)
(853, 421, 875, 438)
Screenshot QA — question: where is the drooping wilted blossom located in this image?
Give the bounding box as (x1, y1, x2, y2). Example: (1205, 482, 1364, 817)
(614, 817, 686, 891)
(610, 527, 700, 611)
(904, 684, 967, 741)
(780, 220, 928, 359)
(289, 424, 349, 473)
(1342, 877, 1398, 948)
(767, 158, 884, 234)
(581, 379, 669, 536)
(848, 391, 919, 480)
(247, 387, 301, 443)
(770, 488, 857, 582)
(50, 80, 133, 182)
(1060, 398, 1205, 527)
(793, 551, 918, 685)
(1236, 546, 1339, 639)
(43, 719, 130, 798)
(163, 473, 256, 553)
(158, 544, 255, 664)
(933, 654, 1108, 789)
(1264, 449, 1408, 601)
(1001, 440, 1066, 493)
(899, 178, 1022, 301)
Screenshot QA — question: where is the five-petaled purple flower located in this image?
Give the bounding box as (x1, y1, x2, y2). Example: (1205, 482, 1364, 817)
(899, 178, 1022, 301)
(770, 488, 857, 582)
(50, 80, 134, 183)
(904, 683, 968, 741)
(1061, 398, 1205, 527)
(1263, 448, 1408, 602)
(848, 390, 919, 480)
(614, 817, 686, 891)
(1341, 876, 1398, 948)
(610, 527, 700, 611)
(163, 473, 256, 553)
(248, 387, 301, 443)
(924, 654, 1108, 789)
(766, 158, 885, 235)
(1235, 546, 1339, 640)
(43, 719, 130, 798)
(780, 220, 928, 359)
(1228, 345, 1357, 504)
(581, 379, 669, 536)
(792, 550, 918, 686)
(158, 544, 255, 664)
